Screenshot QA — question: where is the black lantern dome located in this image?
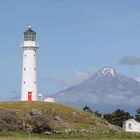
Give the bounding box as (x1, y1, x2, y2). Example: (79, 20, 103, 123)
(24, 26, 36, 41)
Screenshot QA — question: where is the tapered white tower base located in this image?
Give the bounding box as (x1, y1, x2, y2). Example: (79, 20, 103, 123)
(21, 26, 38, 101)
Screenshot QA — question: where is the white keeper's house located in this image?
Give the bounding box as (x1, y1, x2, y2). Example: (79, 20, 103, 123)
(123, 119, 140, 133)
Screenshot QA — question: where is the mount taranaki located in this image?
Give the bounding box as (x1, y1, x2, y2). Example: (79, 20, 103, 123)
(53, 67, 140, 114)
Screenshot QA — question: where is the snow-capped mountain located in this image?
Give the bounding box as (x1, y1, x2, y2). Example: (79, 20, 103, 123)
(97, 67, 118, 77)
(54, 67, 140, 114)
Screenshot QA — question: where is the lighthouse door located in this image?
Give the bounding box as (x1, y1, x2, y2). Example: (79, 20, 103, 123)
(28, 92, 32, 101)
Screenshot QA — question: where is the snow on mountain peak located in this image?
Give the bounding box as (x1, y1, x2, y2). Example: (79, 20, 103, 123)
(98, 67, 117, 77)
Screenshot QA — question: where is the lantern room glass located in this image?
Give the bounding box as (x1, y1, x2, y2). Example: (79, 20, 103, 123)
(24, 28, 36, 41)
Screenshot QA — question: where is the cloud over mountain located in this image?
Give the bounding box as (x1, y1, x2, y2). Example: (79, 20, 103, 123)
(54, 67, 140, 114)
(47, 68, 96, 86)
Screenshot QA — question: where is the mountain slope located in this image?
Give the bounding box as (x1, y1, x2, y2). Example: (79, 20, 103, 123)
(54, 67, 140, 114)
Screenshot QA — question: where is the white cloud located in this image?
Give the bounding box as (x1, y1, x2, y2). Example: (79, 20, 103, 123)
(102, 94, 130, 105)
(94, 93, 140, 106)
(47, 68, 96, 86)
(135, 77, 140, 82)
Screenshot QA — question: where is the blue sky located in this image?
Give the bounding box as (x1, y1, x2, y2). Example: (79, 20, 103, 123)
(1, 0, 140, 99)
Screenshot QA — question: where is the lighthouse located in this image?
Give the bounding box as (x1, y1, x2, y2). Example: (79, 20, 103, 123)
(21, 26, 38, 101)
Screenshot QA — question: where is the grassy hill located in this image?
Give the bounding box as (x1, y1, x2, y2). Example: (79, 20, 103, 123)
(0, 101, 139, 139)
(0, 101, 112, 130)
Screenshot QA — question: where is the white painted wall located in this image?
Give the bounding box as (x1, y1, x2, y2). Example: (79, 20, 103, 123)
(21, 41, 38, 101)
(44, 97, 55, 103)
(123, 119, 140, 133)
(23, 41, 36, 47)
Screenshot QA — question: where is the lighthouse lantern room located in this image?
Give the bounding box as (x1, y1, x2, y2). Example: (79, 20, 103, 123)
(21, 26, 38, 101)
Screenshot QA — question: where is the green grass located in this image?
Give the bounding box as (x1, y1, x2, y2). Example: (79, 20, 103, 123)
(0, 131, 140, 140)
(0, 101, 108, 130)
(0, 102, 139, 139)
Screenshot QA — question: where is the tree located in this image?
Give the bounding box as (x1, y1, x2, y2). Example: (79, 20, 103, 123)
(82, 106, 94, 114)
(135, 109, 140, 122)
(94, 111, 102, 118)
(103, 109, 132, 127)
(82, 106, 102, 118)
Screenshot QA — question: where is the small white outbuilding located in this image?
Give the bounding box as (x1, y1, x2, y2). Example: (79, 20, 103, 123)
(123, 119, 140, 133)
(44, 97, 55, 103)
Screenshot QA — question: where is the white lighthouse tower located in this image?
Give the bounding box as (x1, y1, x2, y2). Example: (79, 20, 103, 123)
(21, 26, 38, 101)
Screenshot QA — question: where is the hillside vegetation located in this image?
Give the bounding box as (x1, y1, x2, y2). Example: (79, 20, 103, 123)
(0, 101, 139, 139)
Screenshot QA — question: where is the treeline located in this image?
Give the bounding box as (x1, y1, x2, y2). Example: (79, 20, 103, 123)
(82, 106, 140, 127)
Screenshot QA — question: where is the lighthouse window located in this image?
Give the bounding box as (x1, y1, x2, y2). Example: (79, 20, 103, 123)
(34, 81, 36, 84)
(24, 81, 25, 84)
(24, 68, 26, 71)
(25, 54, 26, 57)
(34, 68, 36, 71)
(24, 32, 36, 41)
(34, 54, 35, 57)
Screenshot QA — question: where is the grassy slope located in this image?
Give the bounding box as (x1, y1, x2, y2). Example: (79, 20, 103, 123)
(0, 101, 107, 129)
(0, 101, 140, 139)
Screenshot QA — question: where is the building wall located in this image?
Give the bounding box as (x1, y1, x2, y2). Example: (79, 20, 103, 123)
(21, 47, 37, 101)
(124, 120, 140, 133)
(44, 97, 55, 103)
